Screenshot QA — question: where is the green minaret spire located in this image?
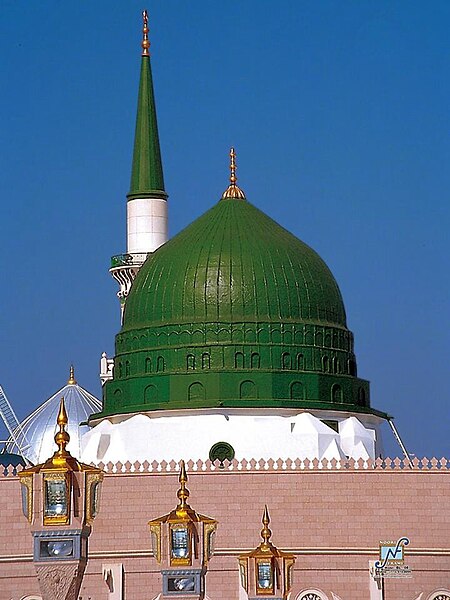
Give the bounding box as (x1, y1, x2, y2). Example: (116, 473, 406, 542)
(128, 10, 166, 200)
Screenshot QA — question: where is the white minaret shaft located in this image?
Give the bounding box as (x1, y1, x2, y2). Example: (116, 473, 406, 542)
(127, 196, 168, 254)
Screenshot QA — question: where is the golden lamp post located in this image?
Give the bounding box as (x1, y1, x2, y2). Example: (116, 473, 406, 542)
(18, 398, 103, 600)
(148, 460, 218, 599)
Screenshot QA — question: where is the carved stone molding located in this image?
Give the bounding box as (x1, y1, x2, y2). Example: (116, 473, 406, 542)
(35, 561, 85, 600)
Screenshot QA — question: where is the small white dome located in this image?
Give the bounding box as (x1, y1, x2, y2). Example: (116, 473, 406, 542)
(7, 368, 101, 464)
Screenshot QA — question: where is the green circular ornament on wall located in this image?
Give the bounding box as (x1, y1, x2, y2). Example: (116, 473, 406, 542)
(209, 442, 235, 464)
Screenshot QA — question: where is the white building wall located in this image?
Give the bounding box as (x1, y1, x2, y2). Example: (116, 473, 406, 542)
(81, 411, 384, 466)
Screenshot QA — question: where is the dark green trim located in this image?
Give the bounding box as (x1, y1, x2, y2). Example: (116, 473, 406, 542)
(90, 401, 389, 423)
(127, 190, 168, 201)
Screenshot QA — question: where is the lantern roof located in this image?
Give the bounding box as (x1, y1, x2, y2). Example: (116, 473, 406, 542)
(148, 460, 216, 526)
(244, 506, 295, 561)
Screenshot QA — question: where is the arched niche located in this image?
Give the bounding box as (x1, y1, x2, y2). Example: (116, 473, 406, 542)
(290, 381, 305, 400)
(112, 387, 122, 409)
(357, 386, 366, 406)
(188, 382, 205, 402)
(251, 352, 260, 369)
(187, 354, 196, 370)
(157, 356, 165, 372)
(202, 352, 210, 369)
(240, 380, 257, 399)
(281, 352, 291, 370)
(192, 329, 204, 344)
(331, 383, 343, 403)
(144, 384, 158, 404)
(235, 352, 245, 369)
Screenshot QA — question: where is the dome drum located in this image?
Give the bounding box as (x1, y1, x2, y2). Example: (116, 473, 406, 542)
(94, 368, 376, 420)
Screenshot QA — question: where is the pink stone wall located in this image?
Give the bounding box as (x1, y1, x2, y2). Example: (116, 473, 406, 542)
(0, 461, 449, 600)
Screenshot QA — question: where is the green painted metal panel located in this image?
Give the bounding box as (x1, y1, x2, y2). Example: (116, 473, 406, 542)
(128, 55, 166, 200)
(123, 198, 347, 329)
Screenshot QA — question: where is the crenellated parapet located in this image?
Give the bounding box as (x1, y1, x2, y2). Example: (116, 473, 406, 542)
(3, 456, 449, 477)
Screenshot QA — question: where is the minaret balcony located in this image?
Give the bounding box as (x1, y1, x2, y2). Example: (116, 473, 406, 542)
(110, 252, 148, 269)
(110, 253, 150, 319)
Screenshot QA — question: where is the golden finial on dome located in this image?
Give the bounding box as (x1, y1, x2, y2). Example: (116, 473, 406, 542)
(54, 398, 70, 457)
(67, 364, 77, 385)
(221, 147, 246, 200)
(141, 9, 150, 56)
(260, 505, 272, 548)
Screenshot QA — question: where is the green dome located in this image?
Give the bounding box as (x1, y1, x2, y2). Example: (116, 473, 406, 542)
(96, 195, 386, 421)
(123, 198, 347, 329)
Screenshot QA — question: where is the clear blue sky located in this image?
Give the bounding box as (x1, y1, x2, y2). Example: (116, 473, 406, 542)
(0, 1, 449, 458)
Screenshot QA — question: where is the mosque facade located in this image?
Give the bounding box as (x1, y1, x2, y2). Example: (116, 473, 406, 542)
(0, 12, 449, 600)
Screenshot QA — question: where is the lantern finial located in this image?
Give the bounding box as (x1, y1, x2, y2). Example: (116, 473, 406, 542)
(261, 505, 272, 548)
(176, 460, 191, 510)
(55, 398, 70, 456)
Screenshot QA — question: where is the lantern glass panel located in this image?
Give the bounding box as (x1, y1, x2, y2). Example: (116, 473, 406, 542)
(44, 478, 68, 517)
(171, 527, 189, 559)
(207, 529, 216, 558)
(239, 563, 247, 589)
(151, 531, 158, 556)
(46, 540, 74, 557)
(90, 481, 101, 518)
(168, 576, 196, 592)
(257, 561, 273, 590)
(21, 484, 29, 519)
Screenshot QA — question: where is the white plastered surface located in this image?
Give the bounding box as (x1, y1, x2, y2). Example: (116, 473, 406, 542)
(81, 411, 383, 465)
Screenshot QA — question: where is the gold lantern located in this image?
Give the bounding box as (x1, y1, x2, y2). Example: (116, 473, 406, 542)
(18, 397, 104, 600)
(148, 460, 217, 598)
(239, 506, 295, 600)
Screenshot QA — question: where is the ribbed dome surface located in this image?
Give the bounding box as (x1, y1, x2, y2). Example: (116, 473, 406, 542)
(6, 381, 101, 464)
(123, 198, 347, 330)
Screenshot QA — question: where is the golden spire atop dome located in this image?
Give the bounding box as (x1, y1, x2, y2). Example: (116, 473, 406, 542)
(67, 364, 77, 385)
(221, 147, 246, 200)
(141, 9, 150, 56)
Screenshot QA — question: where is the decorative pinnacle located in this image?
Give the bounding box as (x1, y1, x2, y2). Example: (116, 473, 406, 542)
(230, 147, 237, 185)
(176, 460, 190, 509)
(260, 505, 272, 547)
(67, 365, 77, 386)
(141, 10, 150, 56)
(55, 398, 70, 456)
(221, 147, 246, 200)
